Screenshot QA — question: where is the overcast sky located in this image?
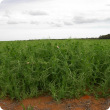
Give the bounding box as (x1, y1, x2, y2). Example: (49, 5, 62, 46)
(0, 0, 110, 41)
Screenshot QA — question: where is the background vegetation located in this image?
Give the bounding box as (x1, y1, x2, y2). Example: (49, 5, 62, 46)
(99, 34, 110, 39)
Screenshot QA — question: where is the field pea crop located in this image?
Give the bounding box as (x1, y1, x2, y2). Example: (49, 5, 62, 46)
(0, 39, 110, 101)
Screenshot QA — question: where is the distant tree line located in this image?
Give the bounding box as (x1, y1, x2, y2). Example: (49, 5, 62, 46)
(99, 34, 110, 39)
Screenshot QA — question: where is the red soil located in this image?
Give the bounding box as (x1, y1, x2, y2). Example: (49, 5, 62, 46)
(0, 88, 110, 110)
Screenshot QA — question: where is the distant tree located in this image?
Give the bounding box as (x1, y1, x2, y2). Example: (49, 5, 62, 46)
(99, 34, 110, 39)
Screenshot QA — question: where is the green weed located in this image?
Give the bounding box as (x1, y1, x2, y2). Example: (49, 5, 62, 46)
(21, 103, 34, 110)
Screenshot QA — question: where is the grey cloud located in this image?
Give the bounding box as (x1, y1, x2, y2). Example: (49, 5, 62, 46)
(55, 24, 62, 27)
(7, 20, 27, 24)
(73, 16, 110, 24)
(106, 4, 110, 6)
(103, 18, 110, 22)
(22, 10, 28, 14)
(19, 21, 27, 23)
(28, 10, 48, 16)
(30, 20, 39, 24)
(64, 21, 73, 25)
(73, 16, 100, 24)
(47, 22, 55, 25)
(3, 11, 11, 18)
(47, 22, 62, 27)
(105, 18, 110, 20)
(7, 20, 18, 24)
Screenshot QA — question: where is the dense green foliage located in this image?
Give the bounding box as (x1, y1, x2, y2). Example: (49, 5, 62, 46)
(99, 34, 110, 39)
(0, 39, 110, 101)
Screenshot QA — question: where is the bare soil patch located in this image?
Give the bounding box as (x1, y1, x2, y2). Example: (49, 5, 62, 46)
(0, 88, 110, 110)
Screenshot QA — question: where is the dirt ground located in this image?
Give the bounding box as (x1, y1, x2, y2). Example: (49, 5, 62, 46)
(0, 88, 110, 110)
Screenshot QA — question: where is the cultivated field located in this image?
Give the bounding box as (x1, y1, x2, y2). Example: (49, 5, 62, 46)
(0, 39, 110, 102)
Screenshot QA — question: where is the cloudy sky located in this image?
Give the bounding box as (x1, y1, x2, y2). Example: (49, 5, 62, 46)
(0, 0, 110, 41)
